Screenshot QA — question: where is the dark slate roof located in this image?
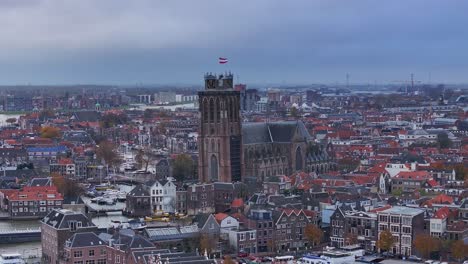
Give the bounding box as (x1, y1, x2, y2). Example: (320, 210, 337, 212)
(109, 230, 155, 251)
(72, 111, 102, 122)
(128, 184, 150, 197)
(41, 209, 95, 229)
(193, 213, 211, 229)
(68, 232, 105, 248)
(242, 121, 312, 144)
(4, 169, 38, 179)
(28, 177, 51, 187)
(242, 123, 271, 144)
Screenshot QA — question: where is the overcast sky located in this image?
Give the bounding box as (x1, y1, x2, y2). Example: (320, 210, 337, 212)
(1, 0, 468, 85)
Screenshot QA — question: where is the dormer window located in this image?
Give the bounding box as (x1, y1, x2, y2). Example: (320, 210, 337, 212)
(70, 221, 77, 231)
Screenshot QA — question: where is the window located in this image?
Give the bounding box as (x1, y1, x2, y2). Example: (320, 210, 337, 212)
(402, 217, 412, 226)
(402, 226, 411, 234)
(89, 250, 95, 257)
(100, 249, 106, 255)
(86, 261, 95, 264)
(250, 232, 256, 240)
(379, 215, 388, 222)
(390, 216, 400, 224)
(97, 259, 106, 264)
(74, 251, 83, 258)
(240, 233, 245, 241)
(116, 256, 121, 263)
(74, 262, 83, 264)
(390, 225, 399, 233)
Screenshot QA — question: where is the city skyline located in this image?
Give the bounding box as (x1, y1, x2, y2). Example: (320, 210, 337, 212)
(1, 0, 468, 85)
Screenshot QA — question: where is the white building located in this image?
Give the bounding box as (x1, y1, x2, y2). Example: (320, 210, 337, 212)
(148, 179, 177, 213)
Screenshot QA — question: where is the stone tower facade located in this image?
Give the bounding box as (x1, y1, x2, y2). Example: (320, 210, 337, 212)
(198, 73, 242, 183)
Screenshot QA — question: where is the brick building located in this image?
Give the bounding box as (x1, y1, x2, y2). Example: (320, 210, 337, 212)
(41, 209, 98, 264)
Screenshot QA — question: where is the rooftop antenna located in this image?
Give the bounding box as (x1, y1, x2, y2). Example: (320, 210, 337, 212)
(411, 73, 414, 93)
(346, 73, 349, 89)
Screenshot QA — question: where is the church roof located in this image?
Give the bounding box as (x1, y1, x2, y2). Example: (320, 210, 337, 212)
(242, 121, 312, 144)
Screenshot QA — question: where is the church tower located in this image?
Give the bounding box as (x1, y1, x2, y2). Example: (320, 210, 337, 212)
(198, 73, 242, 183)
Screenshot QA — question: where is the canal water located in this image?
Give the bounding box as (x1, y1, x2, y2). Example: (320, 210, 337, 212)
(0, 184, 135, 256)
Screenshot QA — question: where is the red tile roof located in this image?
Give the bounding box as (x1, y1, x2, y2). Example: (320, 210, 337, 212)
(231, 198, 244, 208)
(7, 186, 63, 201)
(433, 207, 450, 219)
(395, 171, 431, 180)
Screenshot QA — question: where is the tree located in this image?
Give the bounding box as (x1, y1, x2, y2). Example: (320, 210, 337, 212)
(377, 229, 396, 253)
(451, 239, 468, 262)
(345, 232, 359, 246)
(199, 234, 216, 255)
(135, 147, 154, 172)
(51, 173, 83, 197)
(5, 117, 17, 124)
(100, 112, 129, 128)
(413, 234, 439, 259)
(40, 126, 61, 138)
(223, 256, 235, 264)
(437, 133, 452, 149)
(172, 154, 194, 182)
(304, 224, 323, 247)
(290, 106, 299, 118)
(453, 163, 467, 181)
(96, 141, 120, 168)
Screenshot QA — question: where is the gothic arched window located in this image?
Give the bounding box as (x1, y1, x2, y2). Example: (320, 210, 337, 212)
(210, 154, 218, 181)
(295, 146, 303, 171)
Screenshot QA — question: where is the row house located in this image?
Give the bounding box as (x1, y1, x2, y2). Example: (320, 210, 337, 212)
(273, 209, 311, 251)
(377, 206, 425, 257)
(330, 207, 377, 252)
(148, 179, 176, 213)
(245, 209, 274, 253)
(228, 228, 257, 254)
(2, 186, 63, 219)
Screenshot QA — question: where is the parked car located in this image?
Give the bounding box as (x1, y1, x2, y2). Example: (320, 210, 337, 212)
(238, 252, 249, 258)
(407, 255, 422, 262)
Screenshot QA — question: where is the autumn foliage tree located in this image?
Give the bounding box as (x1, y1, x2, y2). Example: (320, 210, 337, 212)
(199, 234, 216, 255)
(40, 126, 61, 138)
(51, 173, 83, 197)
(451, 239, 468, 262)
(413, 234, 439, 259)
(304, 224, 324, 247)
(377, 229, 396, 253)
(96, 141, 120, 168)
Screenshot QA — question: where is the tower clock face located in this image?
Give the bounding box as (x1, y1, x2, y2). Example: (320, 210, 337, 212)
(207, 79, 216, 89)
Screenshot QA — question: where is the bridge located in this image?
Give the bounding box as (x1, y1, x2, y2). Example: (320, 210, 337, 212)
(0, 228, 41, 243)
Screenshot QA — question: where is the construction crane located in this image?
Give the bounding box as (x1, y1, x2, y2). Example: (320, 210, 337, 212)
(392, 74, 422, 94)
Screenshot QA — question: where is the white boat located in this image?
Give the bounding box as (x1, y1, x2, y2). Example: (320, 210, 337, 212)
(299, 251, 355, 264)
(0, 253, 25, 264)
